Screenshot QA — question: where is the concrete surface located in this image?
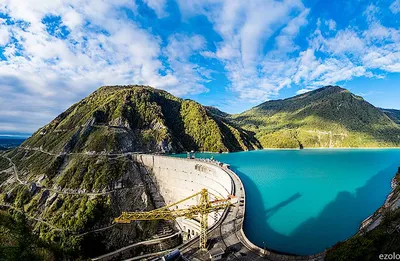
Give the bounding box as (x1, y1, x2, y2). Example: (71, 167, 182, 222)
(134, 154, 325, 261)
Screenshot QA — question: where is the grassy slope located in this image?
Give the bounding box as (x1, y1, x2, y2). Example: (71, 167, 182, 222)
(23, 85, 259, 154)
(231, 86, 400, 148)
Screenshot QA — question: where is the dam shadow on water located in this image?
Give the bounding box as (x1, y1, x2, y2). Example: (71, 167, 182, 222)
(233, 162, 399, 256)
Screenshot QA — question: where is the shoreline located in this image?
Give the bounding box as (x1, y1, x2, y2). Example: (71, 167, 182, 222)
(360, 170, 400, 232)
(257, 147, 400, 151)
(172, 146, 400, 155)
(189, 147, 400, 154)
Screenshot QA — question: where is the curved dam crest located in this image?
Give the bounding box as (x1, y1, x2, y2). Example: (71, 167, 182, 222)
(134, 154, 233, 237)
(172, 149, 400, 256)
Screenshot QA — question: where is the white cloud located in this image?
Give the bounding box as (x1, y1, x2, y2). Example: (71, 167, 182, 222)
(143, 0, 168, 18)
(0, 24, 9, 46)
(275, 9, 310, 53)
(62, 8, 84, 29)
(325, 19, 336, 31)
(296, 87, 314, 95)
(177, 0, 306, 102)
(291, 48, 366, 88)
(323, 29, 365, 55)
(164, 34, 210, 95)
(390, 0, 400, 13)
(364, 4, 379, 22)
(291, 9, 400, 91)
(293, 48, 319, 85)
(0, 0, 210, 133)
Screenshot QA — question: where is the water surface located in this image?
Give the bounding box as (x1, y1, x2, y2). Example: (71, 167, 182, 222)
(0, 137, 26, 150)
(173, 149, 400, 255)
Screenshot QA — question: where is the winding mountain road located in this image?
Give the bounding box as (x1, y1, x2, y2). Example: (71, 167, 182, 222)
(0, 151, 142, 196)
(0, 149, 143, 238)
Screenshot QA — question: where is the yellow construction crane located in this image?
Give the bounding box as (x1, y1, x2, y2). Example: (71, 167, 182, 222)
(114, 188, 235, 250)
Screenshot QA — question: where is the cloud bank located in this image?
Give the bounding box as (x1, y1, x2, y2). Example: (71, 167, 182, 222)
(0, 0, 400, 133)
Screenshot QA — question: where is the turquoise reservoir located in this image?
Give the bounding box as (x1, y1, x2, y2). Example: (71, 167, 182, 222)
(173, 149, 400, 255)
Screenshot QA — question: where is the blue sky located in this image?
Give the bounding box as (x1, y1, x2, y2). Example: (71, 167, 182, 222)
(0, 0, 400, 135)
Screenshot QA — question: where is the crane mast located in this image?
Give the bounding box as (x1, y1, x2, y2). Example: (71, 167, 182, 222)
(114, 188, 234, 250)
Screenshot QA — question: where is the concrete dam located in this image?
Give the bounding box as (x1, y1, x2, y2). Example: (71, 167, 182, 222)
(135, 154, 233, 239)
(130, 154, 325, 261)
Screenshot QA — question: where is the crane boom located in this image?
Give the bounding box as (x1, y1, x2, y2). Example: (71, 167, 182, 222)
(114, 188, 234, 250)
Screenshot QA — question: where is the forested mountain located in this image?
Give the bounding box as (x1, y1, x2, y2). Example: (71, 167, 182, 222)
(0, 85, 261, 259)
(23, 85, 260, 154)
(231, 86, 400, 148)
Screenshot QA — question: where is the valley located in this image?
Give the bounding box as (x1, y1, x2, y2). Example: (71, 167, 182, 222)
(1, 85, 399, 261)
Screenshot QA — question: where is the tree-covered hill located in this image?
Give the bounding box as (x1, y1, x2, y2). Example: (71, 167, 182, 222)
(15, 85, 400, 153)
(23, 85, 260, 154)
(231, 86, 400, 148)
(0, 85, 261, 260)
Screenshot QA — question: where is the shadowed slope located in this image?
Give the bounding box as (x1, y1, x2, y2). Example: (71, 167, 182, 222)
(381, 108, 400, 125)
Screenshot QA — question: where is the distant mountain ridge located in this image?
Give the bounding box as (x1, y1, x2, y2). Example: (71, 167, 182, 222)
(15, 85, 400, 151)
(231, 85, 400, 148)
(380, 108, 400, 125)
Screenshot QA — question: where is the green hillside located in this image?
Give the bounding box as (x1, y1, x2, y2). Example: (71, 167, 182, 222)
(231, 86, 400, 148)
(0, 85, 261, 260)
(381, 108, 400, 125)
(1, 84, 399, 260)
(24, 85, 259, 154)
(0, 210, 57, 260)
(0, 148, 161, 259)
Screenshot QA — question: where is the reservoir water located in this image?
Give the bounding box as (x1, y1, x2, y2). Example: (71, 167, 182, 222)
(173, 149, 400, 255)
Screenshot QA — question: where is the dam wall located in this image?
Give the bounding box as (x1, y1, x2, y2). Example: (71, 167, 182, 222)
(133, 154, 324, 260)
(133, 154, 233, 236)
